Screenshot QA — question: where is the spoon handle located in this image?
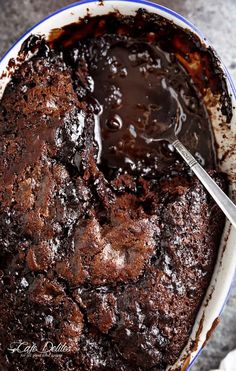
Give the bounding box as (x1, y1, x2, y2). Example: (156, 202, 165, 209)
(172, 138, 236, 229)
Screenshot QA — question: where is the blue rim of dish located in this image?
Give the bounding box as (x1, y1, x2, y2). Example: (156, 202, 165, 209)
(0, 1, 235, 370)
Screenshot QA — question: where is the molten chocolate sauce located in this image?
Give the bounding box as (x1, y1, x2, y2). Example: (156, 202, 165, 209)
(47, 11, 231, 177)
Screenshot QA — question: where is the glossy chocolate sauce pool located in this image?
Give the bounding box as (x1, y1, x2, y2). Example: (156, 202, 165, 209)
(47, 10, 231, 178)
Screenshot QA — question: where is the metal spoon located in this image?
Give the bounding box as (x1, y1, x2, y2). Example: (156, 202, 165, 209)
(142, 124, 236, 229)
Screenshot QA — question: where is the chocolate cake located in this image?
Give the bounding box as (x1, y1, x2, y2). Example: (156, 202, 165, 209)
(0, 9, 229, 371)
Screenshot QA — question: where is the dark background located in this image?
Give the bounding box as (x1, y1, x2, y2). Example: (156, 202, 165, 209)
(0, 1, 236, 370)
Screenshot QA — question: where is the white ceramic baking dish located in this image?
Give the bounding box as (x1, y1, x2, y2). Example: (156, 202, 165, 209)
(0, 1, 236, 369)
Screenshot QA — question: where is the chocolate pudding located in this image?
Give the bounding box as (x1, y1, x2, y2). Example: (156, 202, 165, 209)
(0, 9, 229, 371)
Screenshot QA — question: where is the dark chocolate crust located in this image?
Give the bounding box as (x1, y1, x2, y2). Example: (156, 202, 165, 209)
(0, 9, 227, 371)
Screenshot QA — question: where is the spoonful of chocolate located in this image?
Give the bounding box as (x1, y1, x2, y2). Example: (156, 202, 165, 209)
(142, 113, 236, 229)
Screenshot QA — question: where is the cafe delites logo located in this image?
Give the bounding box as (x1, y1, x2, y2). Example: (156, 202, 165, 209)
(7, 340, 71, 358)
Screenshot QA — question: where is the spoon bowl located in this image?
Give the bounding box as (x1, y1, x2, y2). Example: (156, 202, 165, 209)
(142, 118, 236, 229)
